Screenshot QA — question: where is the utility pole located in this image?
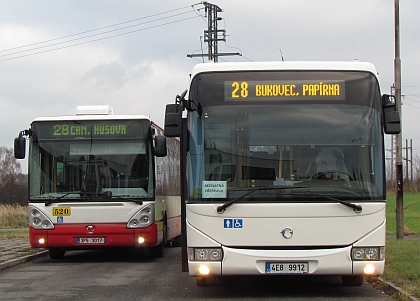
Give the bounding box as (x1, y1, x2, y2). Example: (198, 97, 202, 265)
(394, 0, 404, 239)
(404, 139, 413, 182)
(187, 2, 240, 62)
(410, 139, 413, 182)
(204, 1, 222, 62)
(405, 139, 409, 181)
(390, 85, 396, 183)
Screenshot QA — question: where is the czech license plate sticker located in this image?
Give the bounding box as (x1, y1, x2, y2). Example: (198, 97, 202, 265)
(265, 262, 308, 274)
(76, 237, 105, 244)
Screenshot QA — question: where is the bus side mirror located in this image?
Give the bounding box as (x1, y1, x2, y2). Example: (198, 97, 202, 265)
(14, 136, 26, 159)
(382, 94, 401, 134)
(164, 104, 183, 137)
(154, 135, 167, 157)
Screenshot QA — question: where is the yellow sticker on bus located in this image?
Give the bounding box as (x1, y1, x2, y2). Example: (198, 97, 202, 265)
(52, 207, 71, 216)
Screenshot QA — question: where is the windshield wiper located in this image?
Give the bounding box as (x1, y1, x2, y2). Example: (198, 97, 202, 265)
(108, 195, 143, 205)
(303, 192, 362, 213)
(79, 191, 144, 204)
(45, 192, 82, 206)
(217, 185, 308, 214)
(44, 192, 144, 206)
(44, 191, 111, 206)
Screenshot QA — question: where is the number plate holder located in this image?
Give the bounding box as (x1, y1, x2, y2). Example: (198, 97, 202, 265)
(265, 262, 309, 274)
(76, 237, 105, 244)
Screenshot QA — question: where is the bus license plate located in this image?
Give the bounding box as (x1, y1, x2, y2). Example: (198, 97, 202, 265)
(265, 262, 308, 274)
(76, 237, 105, 244)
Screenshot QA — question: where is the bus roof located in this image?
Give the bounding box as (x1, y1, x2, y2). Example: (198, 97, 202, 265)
(31, 105, 151, 123)
(191, 61, 379, 77)
(32, 114, 151, 123)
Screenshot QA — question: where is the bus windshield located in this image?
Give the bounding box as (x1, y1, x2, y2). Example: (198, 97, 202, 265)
(187, 70, 384, 201)
(29, 119, 154, 201)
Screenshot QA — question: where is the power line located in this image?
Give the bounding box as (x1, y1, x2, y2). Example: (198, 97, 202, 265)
(1, 11, 195, 59)
(402, 90, 420, 101)
(0, 5, 194, 54)
(403, 91, 420, 97)
(403, 101, 420, 110)
(0, 6, 200, 62)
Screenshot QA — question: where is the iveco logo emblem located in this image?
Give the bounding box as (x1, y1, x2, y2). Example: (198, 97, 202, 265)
(86, 225, 95, 234)
(281, 227, 293, 239)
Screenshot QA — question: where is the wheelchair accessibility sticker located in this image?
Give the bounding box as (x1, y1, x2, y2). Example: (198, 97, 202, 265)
(57, 216, 64, 223)
(224, 219, 243, 229)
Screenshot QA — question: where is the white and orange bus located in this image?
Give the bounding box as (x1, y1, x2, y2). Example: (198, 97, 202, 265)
(164, 61, 400, 286)
(15, 105, 181, 259)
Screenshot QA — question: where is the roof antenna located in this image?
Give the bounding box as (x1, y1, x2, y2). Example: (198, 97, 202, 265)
(279, 48, 284, 61)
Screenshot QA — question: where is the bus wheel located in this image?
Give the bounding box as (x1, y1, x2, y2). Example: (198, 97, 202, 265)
(196, 276, 216, 287)
(150, 216, 167, 258)
(163, 215, 168, 247)
(150, 243, 164, 258)
(49, 248, 65, 259)
(170, 235, 182, 247)
(342, 275, 364, 286)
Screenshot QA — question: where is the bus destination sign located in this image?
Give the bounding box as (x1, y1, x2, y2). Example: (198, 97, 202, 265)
(225, 80, 345, 101)
(33, 121, 145, 140)
(52, 124, 127, 137)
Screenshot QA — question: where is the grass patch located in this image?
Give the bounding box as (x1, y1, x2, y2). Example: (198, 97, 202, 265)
(385, 193, 420, 299)
(384, 238, 420, 299)
(0, 229, 28, 239)
(386, 193, 420, 235)
(0, 204, 28, 228)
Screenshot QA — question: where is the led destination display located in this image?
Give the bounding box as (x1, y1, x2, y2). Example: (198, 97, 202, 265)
(32, 121, 145, 140)
(225, 80, 345, 101)
(53, 124, 127, 136)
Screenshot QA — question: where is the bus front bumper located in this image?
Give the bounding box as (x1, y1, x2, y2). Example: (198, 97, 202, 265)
(188, 245, 385, 278)
(29, 223, 159, 248)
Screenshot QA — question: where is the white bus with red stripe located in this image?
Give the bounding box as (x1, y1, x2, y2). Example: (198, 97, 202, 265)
(15, 105, 181, 259)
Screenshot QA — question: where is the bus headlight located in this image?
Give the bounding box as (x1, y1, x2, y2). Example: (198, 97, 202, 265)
(28, 206, 54, 230)
(127, 204, 155, 228)
(188, 248, 223, 261)
(351, 247, 385, 261)
(198, 265, 211, 275)
(364, 264, 375, 275)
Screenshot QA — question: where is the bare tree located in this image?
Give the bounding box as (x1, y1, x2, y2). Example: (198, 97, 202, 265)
(412, 154, 420, 192)
(0, 146, 21, 182)
(0, 146, 27, 205)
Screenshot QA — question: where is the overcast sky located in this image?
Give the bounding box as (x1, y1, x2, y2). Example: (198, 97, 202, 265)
(1, 0, 419, 172)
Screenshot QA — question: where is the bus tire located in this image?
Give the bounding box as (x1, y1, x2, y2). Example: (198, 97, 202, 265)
(150, 243, 164, 258)
(195, 276, 216, 287)
(49, 248, 65, 259)
(170, 235, 182, 247)
(342, 275, 364, 286)
(150, 217, 166, 258)
(162, 214, 168, 247)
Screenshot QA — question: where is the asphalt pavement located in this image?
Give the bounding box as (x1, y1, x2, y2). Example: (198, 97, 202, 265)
(0, 232, 418, 301)
(0, 236, 47, 270)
